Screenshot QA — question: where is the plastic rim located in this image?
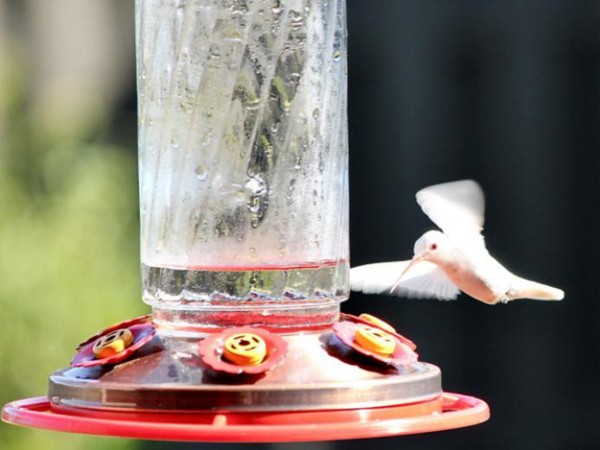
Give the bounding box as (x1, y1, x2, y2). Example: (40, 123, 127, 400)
(2, 393, 489, 442)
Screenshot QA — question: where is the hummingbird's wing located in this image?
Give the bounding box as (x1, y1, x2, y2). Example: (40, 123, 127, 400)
(350, 261, 460, 300)
(416, 180, 486, 248)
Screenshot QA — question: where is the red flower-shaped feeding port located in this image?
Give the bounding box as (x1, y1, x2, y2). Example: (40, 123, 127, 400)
(333, 315, 418, 366)
(340, 313, 417, 351)
(198, 327, 288, 375)
(71, 315, 156, 368)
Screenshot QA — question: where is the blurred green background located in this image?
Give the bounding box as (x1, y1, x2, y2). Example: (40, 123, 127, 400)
(0, 1, 144, 449)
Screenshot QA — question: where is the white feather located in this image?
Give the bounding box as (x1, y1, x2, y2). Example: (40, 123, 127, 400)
(416, 180, 486, 249)
(350, 261, 460, 300)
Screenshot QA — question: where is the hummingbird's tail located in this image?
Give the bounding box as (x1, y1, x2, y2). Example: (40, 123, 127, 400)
(509, 278, 564, 301)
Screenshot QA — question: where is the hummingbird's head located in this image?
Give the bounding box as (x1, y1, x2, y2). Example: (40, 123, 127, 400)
(414, 230, 450, 263)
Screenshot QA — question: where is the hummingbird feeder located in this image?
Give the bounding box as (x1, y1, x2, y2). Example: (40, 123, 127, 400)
(2, 0, 488, 442)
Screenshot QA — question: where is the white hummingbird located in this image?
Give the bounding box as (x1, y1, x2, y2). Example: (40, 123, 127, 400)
(350, 180, 564, 305)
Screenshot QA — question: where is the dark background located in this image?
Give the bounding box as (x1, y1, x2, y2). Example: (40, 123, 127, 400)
(345, 2, 599, 449)
(347, 1, 600, 448)
(144, 1, 599, 449)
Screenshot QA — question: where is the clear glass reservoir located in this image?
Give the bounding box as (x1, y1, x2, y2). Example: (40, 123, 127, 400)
(136, 0, 349, 333)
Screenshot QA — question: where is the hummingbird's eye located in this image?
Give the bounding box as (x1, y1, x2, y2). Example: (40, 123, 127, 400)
(430, 243, 438, 251)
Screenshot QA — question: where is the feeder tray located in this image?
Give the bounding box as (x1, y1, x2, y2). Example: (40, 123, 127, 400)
(2, 313, 489, 442)
(2, 393, 488, 442)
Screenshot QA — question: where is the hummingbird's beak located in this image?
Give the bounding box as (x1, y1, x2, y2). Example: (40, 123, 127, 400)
(390, 254, 425, 294)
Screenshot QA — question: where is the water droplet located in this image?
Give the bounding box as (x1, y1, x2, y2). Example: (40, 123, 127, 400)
(333, 50, 342, 60)
(248, 198, 261, 213)
(201, 130, 213, 146)
(288, 10, 304, 30)
(195, 165, 208, 181)
(171, 137, 180, 149)
(232, 0, 249, 13)
(209, 45, 221, 59)
(234, 190, 247, 204)
(272, 0, 282, 14)
(244, 175, 267, 196)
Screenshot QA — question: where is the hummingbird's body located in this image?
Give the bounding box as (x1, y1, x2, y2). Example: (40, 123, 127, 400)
(438, 245, 502, 304)
(350, 180, 564, 305)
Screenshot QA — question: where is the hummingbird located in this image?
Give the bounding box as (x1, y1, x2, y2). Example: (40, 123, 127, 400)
(350, 180, 564, 305)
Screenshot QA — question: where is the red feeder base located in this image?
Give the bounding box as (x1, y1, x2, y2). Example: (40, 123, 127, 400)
(2, 313, 490, 441)
(2, 393, 488, 442)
